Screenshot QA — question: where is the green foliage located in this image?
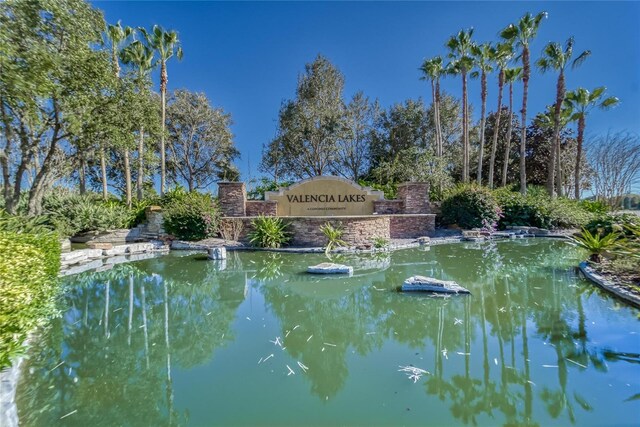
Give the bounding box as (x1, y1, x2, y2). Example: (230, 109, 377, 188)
(0, 215, 61, 368)
(584, 213, 640, 237)
(579, 199, 609, 215)
(42, 190, 131, 237)
(162, 191, 219, 241)
(248, 216, 291, 248)
(372, 236, 389, 249)
(568, 228, 622, 262)
(320, 222, 347, 254)
(247, 178, 295, 200)
(357, 179, 397, 200)
(493, 186, 595, 229)
(441, 185, 501, 229)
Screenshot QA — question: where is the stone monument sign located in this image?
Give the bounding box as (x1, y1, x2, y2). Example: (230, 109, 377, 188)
(265, 176, 384, 216)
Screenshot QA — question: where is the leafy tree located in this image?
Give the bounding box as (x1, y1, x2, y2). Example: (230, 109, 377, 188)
(487, 43, 514, 188)
(332, 92, 378, 181)
(501, 11, 547, 194)
(536, 37, 590, 197)
(0, 0, 114, 215)
(165, 90, 239, 191)
(564, 87, 619, 199)
(140, 25, 183, 196)
(446, 28, 476, 183)
(261, 55, 345, 180)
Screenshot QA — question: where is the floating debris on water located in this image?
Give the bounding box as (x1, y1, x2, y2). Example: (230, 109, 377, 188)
(542, 364, 558, 368)
(398, 365, 429, 383)
(60, 410, 78, 419)
(323, 342, 337, 347)
(246, 317, 251, 321)
(269, 337, 283, 347)
(286, 365, 295, 376)
(297, 361, 309, 372)
(454, 318, 463, 325)
(306, 335, 313, 342)
(567, 359, 587, 368)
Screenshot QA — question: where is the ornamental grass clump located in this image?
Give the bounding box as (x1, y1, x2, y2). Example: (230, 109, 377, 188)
(320, 222, 347, 255)
(248, 215, 291, 248)
(568, 228, 623, 263)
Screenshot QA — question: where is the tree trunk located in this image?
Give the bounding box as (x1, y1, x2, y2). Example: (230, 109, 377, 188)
(0, 98, 14, 212)
(462, 71, 469, 182)
(574, 116, 585, 200)
(160, 61, 168, 196)
(547, 72, 565, 197)
(556, 139, 563, 197)
(477, 71, 488, 184)
(502, 83, 514, 187)
(435, 79, 443, 157)
(519, 47, 530, 195)
(124, 149, 132, 207)
(489, 69, 504, 189)
(78, 154, 86, 195)
(100, 148, 108, 200)
(137, 126, 144, 200)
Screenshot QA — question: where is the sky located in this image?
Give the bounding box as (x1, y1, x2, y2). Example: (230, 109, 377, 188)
(93, 1, 640, 186)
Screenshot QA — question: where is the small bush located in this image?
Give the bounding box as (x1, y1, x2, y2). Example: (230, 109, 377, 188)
(579, 199, 609, 215)
(320, 222, 347, 254)
(584, 213, 640, 237)
(162, 191, 219, 241)
(441, 185, 501, 230)
(248, 216, 291, 248)
(568, 228, 623, 263)
(0, 215, 61, 368)
(372, 236, 389, 248)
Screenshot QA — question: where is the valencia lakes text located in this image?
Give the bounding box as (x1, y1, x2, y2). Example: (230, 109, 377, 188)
(285, 194, 366, 203)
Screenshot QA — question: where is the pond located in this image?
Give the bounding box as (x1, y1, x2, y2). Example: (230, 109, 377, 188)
(16, 239, 640, 426)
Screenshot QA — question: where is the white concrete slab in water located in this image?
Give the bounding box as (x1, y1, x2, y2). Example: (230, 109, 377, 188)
(401, 275, 470, 294)
(307, 263, 353, 275)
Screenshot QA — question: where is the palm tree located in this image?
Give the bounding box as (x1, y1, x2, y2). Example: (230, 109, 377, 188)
(419, 56, 445, 157)
(501, 12, 547, 194)
(140, 26, 183, 196)
(536, 37, 590, 197)
(488, 43, 513, 189)
(471, 43, 495, 184)
(501, 67, 522, 187)
(105, 22, 134, 204)
(564, 87, 619, 199)
(446, 28, 476, 182)
(120, 39, 156, 200)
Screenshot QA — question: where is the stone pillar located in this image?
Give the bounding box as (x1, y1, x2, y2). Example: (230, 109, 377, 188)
(218, 182, 246, 217)
(397, 182, 430, 214)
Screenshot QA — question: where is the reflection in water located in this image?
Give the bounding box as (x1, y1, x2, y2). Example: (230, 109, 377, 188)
(16, 241, 640, 426)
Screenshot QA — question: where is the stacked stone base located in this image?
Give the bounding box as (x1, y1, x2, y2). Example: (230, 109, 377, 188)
(219, 214, 435, 247)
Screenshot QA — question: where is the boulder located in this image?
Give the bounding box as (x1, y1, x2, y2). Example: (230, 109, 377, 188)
(401, 275, 470, 294)
(125, 242, 155, 254)
(60, 239, 71, 252)
(86, 242, 113, 250)
(208, 247, 227, 260)
(103, 245, 128, 257)
(416, 236, 431, 245)
(462, 230, 481, 238)
(81, 248, 104, 259)
(60, 251, 87, 266)
(307, 263, 353, 275)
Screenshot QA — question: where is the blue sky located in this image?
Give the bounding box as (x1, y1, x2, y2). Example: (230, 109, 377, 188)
(94, 1, 640, 184)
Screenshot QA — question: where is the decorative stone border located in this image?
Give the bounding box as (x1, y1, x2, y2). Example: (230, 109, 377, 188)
(578, 261, 640, 308)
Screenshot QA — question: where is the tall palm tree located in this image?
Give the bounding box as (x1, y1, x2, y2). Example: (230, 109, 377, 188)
(446, 28, 476, 182)
(564, 87, 619, 199)
(501, 12, 547, 194)
(419, 56, 445, 157)
(488, 43, 514, 188)
(501, 67, 523, 187)
(536, 37, 590, 197)
(105, 21, 134, 204)
(120, 39, 156, 200)
(471, 43, 495, 184)
(140, 26, 183, 196)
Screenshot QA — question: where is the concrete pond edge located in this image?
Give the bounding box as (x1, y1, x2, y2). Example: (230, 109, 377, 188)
(578, 261, 640, 309)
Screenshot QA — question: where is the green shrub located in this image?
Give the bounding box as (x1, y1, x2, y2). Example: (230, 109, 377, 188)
(372, 236, 389, 248)
(579, 199, 609, 215)
(248, 215, 291, 248)
(568, 228, 623, 263)
(441, 185, 501, 230)
(320, 222, 347, 254)
(0, 218, 61, 368)
(358, 179, 397, 200)
(42, 189, 130, 236)
(162, 191, 219, 241)
(584, 213, 640, 237)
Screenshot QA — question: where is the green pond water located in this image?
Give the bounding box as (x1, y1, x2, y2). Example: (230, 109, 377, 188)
(16, 239, 640, 426)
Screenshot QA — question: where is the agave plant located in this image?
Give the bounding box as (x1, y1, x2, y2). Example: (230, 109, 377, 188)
(247, 216, 291, 248)
(568, 228, 623, 263)
(320, 222, 347, 255)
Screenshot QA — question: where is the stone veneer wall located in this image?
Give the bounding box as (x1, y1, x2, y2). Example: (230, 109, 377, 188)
(389, 215, 436, 239)
(245, 200, 277, 217)
(219, 214, 435, 247)
(373, 200, 404, 214)
(218, 182, 246, 217)
(397, 182, 430, 214)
